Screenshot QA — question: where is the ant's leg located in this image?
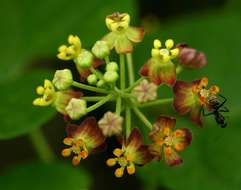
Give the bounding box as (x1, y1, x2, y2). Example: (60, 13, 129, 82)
(218, 94, 227, 108)
(219, 106, 229, 112)
(202, 108, 214, 116)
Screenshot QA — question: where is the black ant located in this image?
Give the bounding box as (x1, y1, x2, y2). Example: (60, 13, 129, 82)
(202, 94, 229, 128)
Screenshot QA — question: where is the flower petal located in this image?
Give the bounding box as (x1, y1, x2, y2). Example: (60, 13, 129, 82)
(150, 116, 176, 142)
(133, 145, 153, 165)
(149, 59, 176, 86)
(148, 143, 162, 161)
(164, 146, 183, 166)
(173, 81, 196, 115)
(102, 32, 116, 49)
(139, 60, 150, 77)
(190, 103, 203, 126)
(126, 128, 143, 152)
(126, 27, 145, 43)
(173, 128, 192, 151)
(66, 117, 105, 150)
(115, 34, 133, 53)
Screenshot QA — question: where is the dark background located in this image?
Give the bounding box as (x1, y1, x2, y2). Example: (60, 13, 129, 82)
(0, 0, 241, 190)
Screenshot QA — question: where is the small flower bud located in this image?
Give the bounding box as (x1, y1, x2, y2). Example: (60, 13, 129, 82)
(96, 79, 105, 87)
(87, 74, 98, 85)
(103, 71, 119, 83)
(106, 62, 118, 71)
(132, 79, 158, 103)
(65, 98, 87, 120)
(53, 69, 73, 90)
(92, 40, 110, 59)
(177, 44, 207, 69)
(74, 50, 93, 68)
(98, 112, 123, 137)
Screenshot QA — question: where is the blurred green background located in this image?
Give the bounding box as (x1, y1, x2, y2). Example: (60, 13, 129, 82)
(0, 0, 241, 189)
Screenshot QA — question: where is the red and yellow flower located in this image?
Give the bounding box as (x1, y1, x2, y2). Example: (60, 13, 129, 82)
(173, 77, 220, 126)
(106, 128, 152, 177)
(140, 39, 179, 86)
(61, 117, 105, 166)
(149, 116, 192, 166)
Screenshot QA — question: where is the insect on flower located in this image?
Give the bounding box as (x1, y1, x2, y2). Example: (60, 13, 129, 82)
(32, 11, 229, 178)
(202, 94, 229, 128)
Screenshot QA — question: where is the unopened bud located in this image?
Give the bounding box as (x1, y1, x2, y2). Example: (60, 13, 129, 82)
(177, 44, 207, 69)
(87, 74, 98, 85)
(74, 50, 93, 68)
(96, 79, 105, 87)
(53, 69, 73, 90)
(104, 71, 119, 83)
(106, 62, 118, 71)
(92, 40, 110, 59)
(65, 98, 87, 120)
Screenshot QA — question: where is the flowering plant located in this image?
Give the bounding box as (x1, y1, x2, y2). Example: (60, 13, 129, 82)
(33, 12, 228, 178)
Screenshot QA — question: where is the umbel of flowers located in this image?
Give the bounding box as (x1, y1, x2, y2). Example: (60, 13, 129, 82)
(33, 12, 227, 178)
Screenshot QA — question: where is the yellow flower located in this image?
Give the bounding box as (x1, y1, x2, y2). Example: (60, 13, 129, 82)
(57, 35, 82, 60)
(33, 79, 56, 106)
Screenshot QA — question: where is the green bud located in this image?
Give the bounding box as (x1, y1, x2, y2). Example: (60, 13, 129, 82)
(87, 74, 98, 85)
(74, 50, 93, 68)
(65, 98, 87, 120)
(92, 40, 110, 59)
(52, 69, 73, 90)
(103, 71, 119, 83)
(96, 79, 105, 87)
(106, 62, 118, 71)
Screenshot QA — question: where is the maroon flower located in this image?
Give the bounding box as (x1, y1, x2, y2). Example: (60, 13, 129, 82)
(140, 39, 179, 86)
(61, 117, 105, 166)
(106, 128, 152, 177)
(149, 116, 192, 166)
(173, 77, 220, 126)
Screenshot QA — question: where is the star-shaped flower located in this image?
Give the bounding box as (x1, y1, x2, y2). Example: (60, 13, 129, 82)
(149, 116, 192, 166)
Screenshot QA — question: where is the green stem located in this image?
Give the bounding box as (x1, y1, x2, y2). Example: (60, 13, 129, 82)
(86, 94, 113, 113)
(28, 128, 55, 163)
(125, 77, 144, 92)
(72, 81, 109, 94)
(126, 53, 135, 85)
(138, 98, 173, 108)
(81, 96, 111, 102)
(120, 54, 126, 90)
(125, 106, 131, 137)
(116, 96, 122, 115)
(132, 106, 153, 130)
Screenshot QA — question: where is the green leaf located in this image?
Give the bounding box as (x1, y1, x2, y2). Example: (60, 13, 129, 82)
(0, 162, 91, 190)
(0, 0, 136, 82)
(0, 70, 55, 139)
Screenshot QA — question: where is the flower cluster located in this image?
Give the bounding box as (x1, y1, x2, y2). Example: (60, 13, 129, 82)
(33, 12, 228, 177)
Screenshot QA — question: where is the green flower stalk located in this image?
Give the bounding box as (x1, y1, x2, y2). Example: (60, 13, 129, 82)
(33, 12, 229, 178)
